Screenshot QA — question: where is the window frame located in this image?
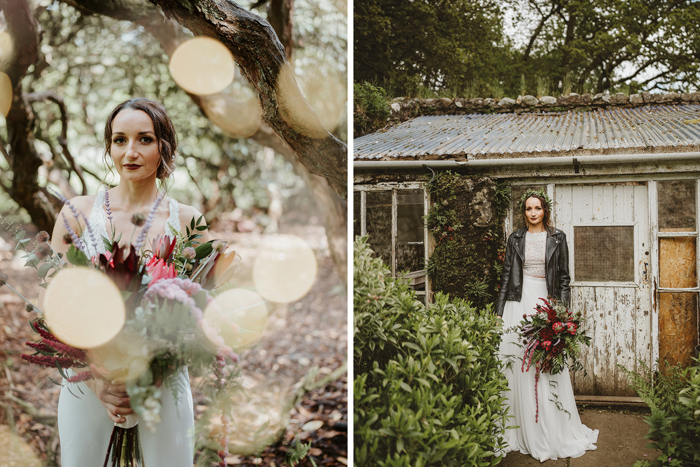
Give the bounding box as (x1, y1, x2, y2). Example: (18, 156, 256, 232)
(355, 182, 432, 302)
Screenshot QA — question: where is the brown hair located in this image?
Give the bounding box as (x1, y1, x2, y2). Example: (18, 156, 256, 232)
(521, 193, 554, 232)
(103, 98, 177, 180)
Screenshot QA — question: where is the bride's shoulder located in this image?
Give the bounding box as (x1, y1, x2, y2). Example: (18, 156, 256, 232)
(176, 202, 206, 228)
(59, 194, 97, 215)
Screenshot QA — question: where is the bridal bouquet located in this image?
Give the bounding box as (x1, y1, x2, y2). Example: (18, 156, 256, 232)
(2, 190, 239, 467)
(514, 297, 591, 422)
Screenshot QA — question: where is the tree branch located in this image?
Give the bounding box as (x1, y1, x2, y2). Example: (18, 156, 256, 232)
(26, 91, 88, 195)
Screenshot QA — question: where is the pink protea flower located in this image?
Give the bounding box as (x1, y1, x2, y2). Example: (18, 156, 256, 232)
(567, 322, 577, 334)
(542, 341, 552, 350)
(552, 322, 564, 333)
(146, 257, 176, 287)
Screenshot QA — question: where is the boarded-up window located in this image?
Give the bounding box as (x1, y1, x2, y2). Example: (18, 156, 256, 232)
(659, 237, 697, 288)
(396, 189, 424, 273)
(366, 191, 392, 266)
(574, 226, 634, 282)
(658, 180, 696, 232)
(512, 185, 547, 231)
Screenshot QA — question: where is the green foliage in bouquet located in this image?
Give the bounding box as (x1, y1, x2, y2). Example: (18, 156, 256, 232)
(620, 359, 700, 467)
(425, 172, 510, 310)
(354, 237, 509, 466)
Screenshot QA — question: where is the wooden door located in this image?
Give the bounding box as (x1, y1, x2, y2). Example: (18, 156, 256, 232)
(554, 183, 652, 396)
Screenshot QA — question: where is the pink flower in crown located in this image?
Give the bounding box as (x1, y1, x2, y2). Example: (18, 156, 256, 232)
(151, 234, 177, 261)
(146, 256, 176, 287)
(552, 322, 564, 333)
(567, 322, 577, 334)
(542, 341, 552, 350)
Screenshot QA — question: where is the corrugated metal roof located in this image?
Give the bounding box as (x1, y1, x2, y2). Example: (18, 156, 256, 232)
(354, 104, 700, 160)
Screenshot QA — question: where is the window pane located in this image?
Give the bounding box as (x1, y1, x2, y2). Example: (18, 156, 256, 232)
(397, 189, 424, 243)
(658, 180, 696, 232)
(396, 243, 424, 273)
(512, 185, 546, 231)
(660, 237, 697, 288)
(574, 226, 634, 282)
(353, 191, 361, 239)
(366, 191, 392, 266)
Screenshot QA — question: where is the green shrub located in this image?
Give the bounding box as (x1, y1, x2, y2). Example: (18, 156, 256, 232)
(354, 236, 509, 466)
(353, 82, 391, 137)
(619, 359, 700, 467)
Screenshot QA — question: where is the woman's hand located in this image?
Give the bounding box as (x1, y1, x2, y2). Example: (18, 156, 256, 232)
(88, 364, 133, 424)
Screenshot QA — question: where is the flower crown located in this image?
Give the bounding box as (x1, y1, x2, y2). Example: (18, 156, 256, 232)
(518, 188, 553, 212)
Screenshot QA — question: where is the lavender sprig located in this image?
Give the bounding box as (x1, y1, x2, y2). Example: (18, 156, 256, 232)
(133, 192, 165, 253)
(104, 187, 114, 226)
(61, 213, 87, 254)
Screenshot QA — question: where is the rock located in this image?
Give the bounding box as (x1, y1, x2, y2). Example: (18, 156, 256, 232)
(483, 98, 496, 107)
(689, 92, 700, 102)
(580, 94, 592, 105)
(540, 96, 557, 105)
(641, 91, 652, 103)
(439, 97, 453, 107)
(390, 102, 401, 112)
(661, 92, 680, 103)
(470, 188, 494, 227)
(423, 98, 437, 106)
(630, 94, 643, 104)
(455, 99, 464, 108)
(498, 97, 517, 108)
(523, 95, 539, 106)
(611, 93, 628, 104)
(470, 98, 485, 107)
(516, 95, 523, 104)
(592, 93, 610, 104)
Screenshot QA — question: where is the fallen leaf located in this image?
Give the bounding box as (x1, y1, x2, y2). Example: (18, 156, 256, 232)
(301, 420, 323, 432)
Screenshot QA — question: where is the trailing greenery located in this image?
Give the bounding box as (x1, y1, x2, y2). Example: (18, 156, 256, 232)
(425, 172, 510, 310)
(618, 359, 700, 467)
(354, 82, 391, 137)
(354, 237, 508, 466)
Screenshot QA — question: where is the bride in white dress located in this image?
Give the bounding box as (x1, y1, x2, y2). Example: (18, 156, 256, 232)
(47, 98, 207, 466)
(495, 190, 598, 462)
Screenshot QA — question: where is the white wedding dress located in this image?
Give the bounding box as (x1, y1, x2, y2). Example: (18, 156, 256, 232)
(499, 231, 598, 462)
(57, 189, 194, 466)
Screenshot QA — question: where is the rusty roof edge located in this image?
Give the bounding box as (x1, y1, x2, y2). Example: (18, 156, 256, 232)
(353, 151, 700, 170)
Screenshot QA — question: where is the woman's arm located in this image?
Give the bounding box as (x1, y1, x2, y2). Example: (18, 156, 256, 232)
(558, 233, 571, 306)
(495, 235, 514, 317)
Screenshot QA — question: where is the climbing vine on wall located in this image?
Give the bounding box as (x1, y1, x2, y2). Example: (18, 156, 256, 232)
(426, 171, 510, 310)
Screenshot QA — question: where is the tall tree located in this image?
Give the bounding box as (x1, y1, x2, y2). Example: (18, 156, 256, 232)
(354, 0, 508, 96)
(509, 0, 700, 94)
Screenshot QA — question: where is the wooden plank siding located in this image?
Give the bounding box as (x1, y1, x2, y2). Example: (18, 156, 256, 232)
(555, 183, 651, 396)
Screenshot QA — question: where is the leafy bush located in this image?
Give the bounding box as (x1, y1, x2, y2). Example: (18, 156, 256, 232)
(619, 359, 700, 467)
(354, 236, 508, 466)
(353, 82, 391, 137)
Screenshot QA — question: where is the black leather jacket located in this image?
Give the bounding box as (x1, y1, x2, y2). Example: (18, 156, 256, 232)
(495, 227, 571, 317)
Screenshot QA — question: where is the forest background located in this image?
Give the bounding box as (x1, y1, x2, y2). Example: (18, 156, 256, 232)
(355, 0, 700, 101)
(0, 0, 348, 465)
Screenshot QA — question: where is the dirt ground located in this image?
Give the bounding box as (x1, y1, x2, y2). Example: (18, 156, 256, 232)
(0, 218, 347, 466)
(499, 406, 661, 467)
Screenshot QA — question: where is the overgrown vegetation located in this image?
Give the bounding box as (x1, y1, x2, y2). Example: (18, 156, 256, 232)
(619, 359, 700, 466)
(354, 236, 508, 466)
(353, 82, 391, 137)
(425, 172, 510, 310)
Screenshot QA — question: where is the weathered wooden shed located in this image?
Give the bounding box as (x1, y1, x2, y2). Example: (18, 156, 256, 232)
(354, 93, 700, 399)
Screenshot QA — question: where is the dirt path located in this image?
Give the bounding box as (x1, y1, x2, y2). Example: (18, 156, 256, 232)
(499, 407, 660, 466)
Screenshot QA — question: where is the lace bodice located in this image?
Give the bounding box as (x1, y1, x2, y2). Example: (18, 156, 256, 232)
(523, 230, 546, 278)
(81, 188, 180, 258)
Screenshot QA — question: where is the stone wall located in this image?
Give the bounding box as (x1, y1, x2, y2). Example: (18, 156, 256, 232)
(388, 91, 700, 124)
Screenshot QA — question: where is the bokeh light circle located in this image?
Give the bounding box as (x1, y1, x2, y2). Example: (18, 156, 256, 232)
(169, 37, 235, 95)
(88, 329, 151, 383)
(43, 267, 125, 349)
(0, 72, 12, 117)
(203, 288, 268, 350)
(275, 63, 328, 139)
(203, 94, 262, 138)
(252, 234, 317, 303)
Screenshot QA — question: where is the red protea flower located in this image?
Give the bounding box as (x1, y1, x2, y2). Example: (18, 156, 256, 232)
(552, 322, 564, 333)
(98, 243, 141, 292)
(567, 322, 577, 334)
(151, 235, 177, 261)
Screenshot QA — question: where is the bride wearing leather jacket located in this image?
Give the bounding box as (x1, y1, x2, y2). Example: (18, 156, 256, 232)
(496, 189, 598, 462)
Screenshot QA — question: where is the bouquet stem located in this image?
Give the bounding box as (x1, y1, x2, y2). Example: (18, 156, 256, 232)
(104, 415, 144, 467)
